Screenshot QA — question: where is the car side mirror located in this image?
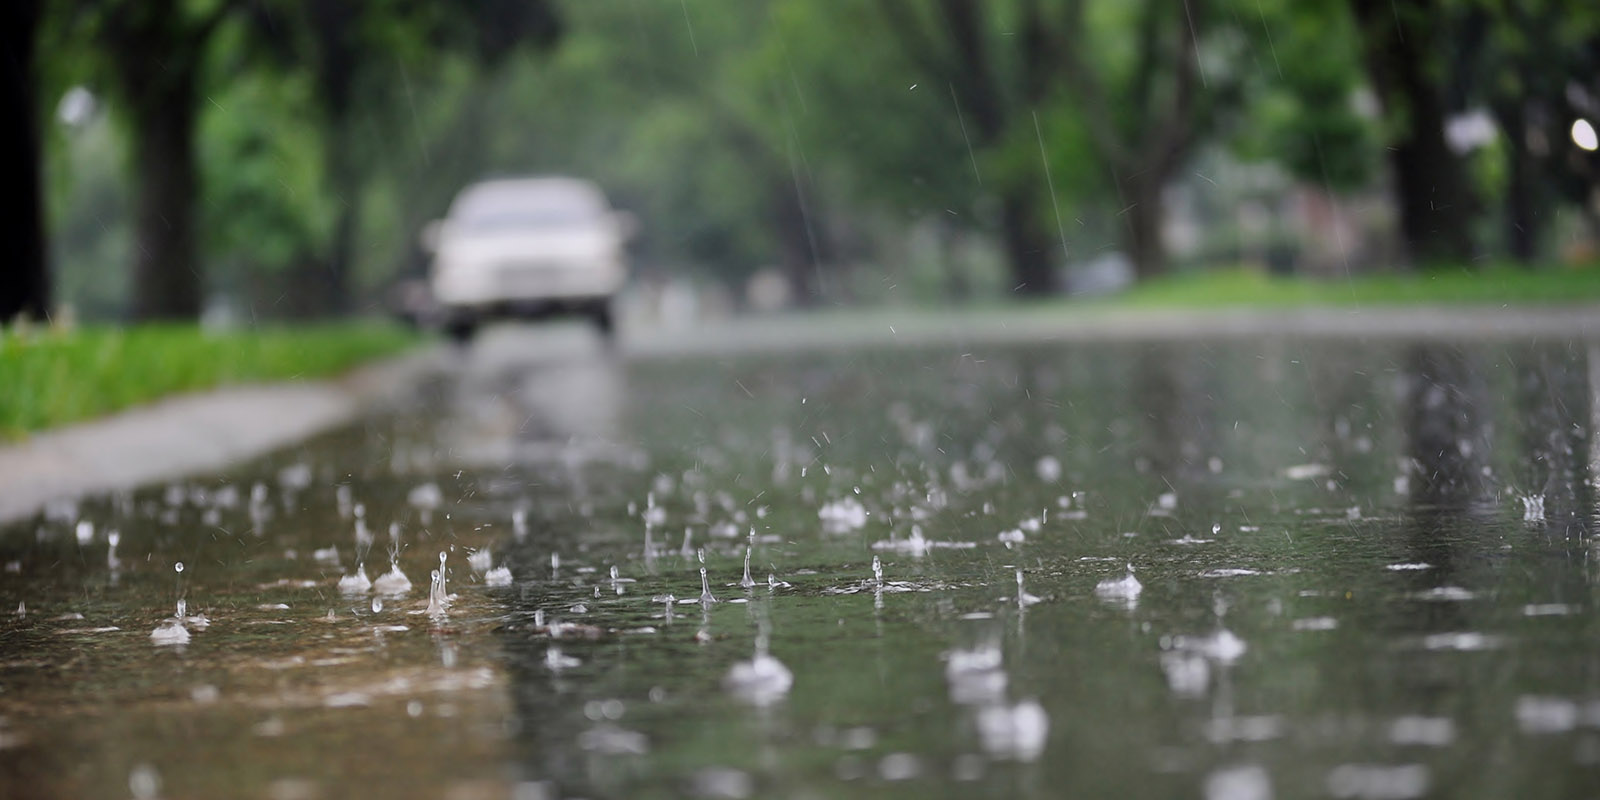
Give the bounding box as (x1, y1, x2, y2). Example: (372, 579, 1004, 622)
(420, 219, 447, 253)
(612, 210, 639, 241)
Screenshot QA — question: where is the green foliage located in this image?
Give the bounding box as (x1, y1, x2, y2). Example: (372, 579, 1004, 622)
(0, 323, 416, 437)
(198, 70, 334, 279)
(31, 0, 1600, 316)
(1106, 264, 1600, 308)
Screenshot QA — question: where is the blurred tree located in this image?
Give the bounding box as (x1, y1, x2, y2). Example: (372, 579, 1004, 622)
(66, 0, 244, 320)
(0, 0, 49, 323)
(1457, 0, 1600, 263)
(851, 0, 1244, 286)
(871, 0, 1075, 291)
(260, 0, 561, 314)
(483, 0, 835, 304)
(1230, 0, 1377, 193)
(1347, 0, 1477, 265)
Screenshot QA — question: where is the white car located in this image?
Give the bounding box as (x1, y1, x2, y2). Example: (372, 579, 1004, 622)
(423, 177, 632, 342)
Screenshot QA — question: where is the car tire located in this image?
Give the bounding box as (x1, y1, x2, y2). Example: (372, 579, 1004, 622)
(589, 302, 615, 341)
(445, 317, 478, 345)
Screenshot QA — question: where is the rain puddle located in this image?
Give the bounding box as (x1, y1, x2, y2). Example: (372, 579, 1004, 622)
(3, 332, 1600, 798)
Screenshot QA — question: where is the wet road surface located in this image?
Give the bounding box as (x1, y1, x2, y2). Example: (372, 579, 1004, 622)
(4, 323, 1600, 799)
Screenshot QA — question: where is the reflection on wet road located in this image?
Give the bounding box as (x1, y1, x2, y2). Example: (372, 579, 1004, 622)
(5, 324, 1600, 799)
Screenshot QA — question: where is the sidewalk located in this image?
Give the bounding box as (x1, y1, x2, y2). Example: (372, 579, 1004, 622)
(0, 347, 439, 525)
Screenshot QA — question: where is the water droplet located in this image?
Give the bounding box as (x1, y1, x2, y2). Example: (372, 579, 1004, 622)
(371, 597, 383, 613)
(871, 555, 883, 585)
(427, 569, 446, 617)
(700, 567, 718, 605)
(174, 562, 185, 573)
(129, 763, 161, 800)
(1212, 523, 1221, 536)
(740, 547, 756, 589)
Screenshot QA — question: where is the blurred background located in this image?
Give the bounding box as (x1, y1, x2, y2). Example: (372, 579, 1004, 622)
(4, 0, 1600, 327)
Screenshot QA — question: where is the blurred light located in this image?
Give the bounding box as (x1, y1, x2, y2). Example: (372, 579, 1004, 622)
(1444, 109, 1496, 154)
(56, 86, 95, 127)
(1574, 119, 1599, 152)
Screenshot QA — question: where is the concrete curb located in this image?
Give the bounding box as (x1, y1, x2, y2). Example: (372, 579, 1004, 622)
(0, 346, 441, 526)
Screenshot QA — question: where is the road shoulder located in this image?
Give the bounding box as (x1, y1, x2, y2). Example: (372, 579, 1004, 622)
(0, 347, 439, 525)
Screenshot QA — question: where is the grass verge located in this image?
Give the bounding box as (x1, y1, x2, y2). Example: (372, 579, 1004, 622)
(1102, 265, 1600, 308)
(0, 323, 418, 439)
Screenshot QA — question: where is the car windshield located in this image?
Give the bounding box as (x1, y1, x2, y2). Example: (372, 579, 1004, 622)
(451, 182, 605, 231)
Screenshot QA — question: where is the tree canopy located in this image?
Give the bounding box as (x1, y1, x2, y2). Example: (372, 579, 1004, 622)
(12, 0, 1600, 322)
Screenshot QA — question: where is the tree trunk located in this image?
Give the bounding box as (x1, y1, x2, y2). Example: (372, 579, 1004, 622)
(128, 74, 202, 321)
(998, 190, 1055, 296)
(313, 0, 359, 315)
(1349, 0, 1475, 267)
(0, 0, 49, 323)
(772, 177, 823, 307)
(321, 139, 359, 315)
(1123, 179, 1168, 281)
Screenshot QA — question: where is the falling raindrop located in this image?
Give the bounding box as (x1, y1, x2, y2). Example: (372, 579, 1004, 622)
(175, 562, 185, 573)
(371, 597, 383, 613)
(872, 555, 884, 586)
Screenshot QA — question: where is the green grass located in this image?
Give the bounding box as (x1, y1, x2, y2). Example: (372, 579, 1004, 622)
(0, 323, 418, 438)
(1102, 264, 1600, 308)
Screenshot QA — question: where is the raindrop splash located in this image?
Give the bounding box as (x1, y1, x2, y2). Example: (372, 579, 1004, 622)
(740, 547, 756, 589)
(700, 567, 718, 605)
(338, 563, 372, 594)
(1016, 570, 1042, 607)
(426, 569, 447, 617)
